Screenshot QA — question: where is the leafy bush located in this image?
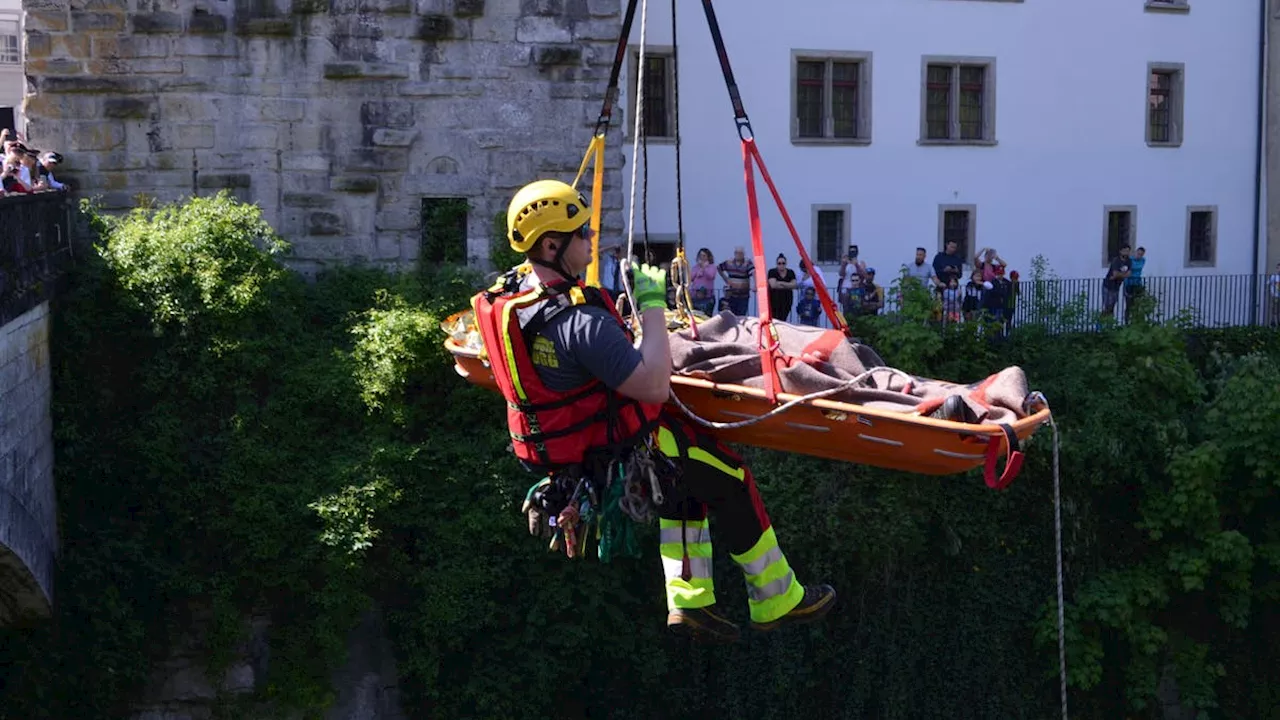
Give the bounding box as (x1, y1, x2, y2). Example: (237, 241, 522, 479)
(0, 193, 1276, 719)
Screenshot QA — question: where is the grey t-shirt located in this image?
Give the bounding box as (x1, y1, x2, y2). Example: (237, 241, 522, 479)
(525, 303, 643, 393)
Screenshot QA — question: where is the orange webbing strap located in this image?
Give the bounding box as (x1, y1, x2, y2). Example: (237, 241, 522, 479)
(572, 134, 607, 288)
(740, 138, 782, 403)
(984, 423, 1024, 490)
(743, 140, 849, 337)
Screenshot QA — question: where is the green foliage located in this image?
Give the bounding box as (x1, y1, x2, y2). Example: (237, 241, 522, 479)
(489, 209, 525, 272)
(1, 193, 1277, 719)
(419, 197, 470, 266)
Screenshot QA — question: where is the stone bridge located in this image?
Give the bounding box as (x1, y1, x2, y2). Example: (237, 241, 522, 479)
(0, 190, 74, 626)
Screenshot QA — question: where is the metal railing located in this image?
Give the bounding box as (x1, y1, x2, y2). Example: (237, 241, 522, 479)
(1, 190, 76, 327)
(658, 273, 1280, 332)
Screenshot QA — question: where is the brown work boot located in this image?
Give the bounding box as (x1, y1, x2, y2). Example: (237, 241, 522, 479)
(667, 605, 741, 644)
(750, 583, 836, 632)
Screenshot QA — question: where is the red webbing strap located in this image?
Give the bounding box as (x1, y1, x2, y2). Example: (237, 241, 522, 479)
(984, 423, 1024, 490)
(743, 140, 849, 337)
(741, 139, 781, 403)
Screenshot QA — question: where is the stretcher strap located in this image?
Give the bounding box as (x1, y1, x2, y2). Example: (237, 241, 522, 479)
(984, 423, 1024, 490)
(572, 135, 607, 287)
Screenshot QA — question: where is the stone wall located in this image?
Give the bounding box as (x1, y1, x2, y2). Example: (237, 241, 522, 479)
(0, 300, 57, 625)
(21, 0, 626, 273)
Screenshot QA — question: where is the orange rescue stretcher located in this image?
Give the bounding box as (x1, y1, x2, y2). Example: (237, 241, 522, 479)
(444, 312, 1052, 490)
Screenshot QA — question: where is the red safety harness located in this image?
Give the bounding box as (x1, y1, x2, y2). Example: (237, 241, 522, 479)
(472, 267, 663, 470)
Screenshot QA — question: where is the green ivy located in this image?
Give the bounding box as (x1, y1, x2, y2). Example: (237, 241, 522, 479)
(0, 193, 1276, 719)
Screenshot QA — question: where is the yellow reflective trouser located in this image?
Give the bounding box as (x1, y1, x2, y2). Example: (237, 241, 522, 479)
(654, 418, 806, 624)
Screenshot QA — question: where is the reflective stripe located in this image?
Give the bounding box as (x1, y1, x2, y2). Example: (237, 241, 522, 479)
(661, 555, 713, 580)
(656, 427, 745, 481)
(665, 576, 716, 610)
(740, 545, 784, 577)
(658, 518, 711, 547)
(731, 526, 806, 624)
(497, 287, 546, 402)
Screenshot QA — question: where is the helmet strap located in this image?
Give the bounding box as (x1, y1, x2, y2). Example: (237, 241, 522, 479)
(528, 226, 585, 286)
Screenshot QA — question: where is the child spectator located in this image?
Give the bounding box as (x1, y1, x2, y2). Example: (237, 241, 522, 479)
(796, 287, 821, 326)
(962, 269, 987, 321)
(942, 279, 963, 323)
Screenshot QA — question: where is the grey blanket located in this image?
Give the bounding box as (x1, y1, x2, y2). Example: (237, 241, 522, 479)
(668, 312, 1031, 425)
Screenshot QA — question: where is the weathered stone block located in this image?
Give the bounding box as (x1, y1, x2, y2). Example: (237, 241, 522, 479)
(454, 0, 483, 16)
(175, 36, 239, 57)
(396, 80, 482, 97)
(515, 16, 571, 43)
(521, 0, 560, 16)
(250, 98, 307, 122)
(416, 14, 452, 40)
(188, 12, 229, 33)
(375, 210, 418, 231)
(132, 12, 183, 33)
(70, 0, 126, 11)
(308, 211, 345, 235)
(94, 36, 173, 59)
(372, 128, 417, 147)
(103, 98, 154, 119)
(26, 58, 83, 75)
(283, 193, 331, 208)
(323, 62, 411, 79)
(25, 10, 69, 32)
(238, 125, 280, 149)
(171, 124, 216, 150)
(282, 154, 330, 172)
(330, 175, 379, 192)
(71, 11, 125, 32)
(534, 44, 581, 67)
(69, 123, 125, 151)
(573, 18, 617, 41)
(197, 173, 252, 189)
(377, 0, 411, 13)
(291, 0, 328, 13)
(160, 96, 218, 123)
(124, 59, 186, 74)
(148, 151, 195, 171)
(25, 32, 52, 59)
(235, 17, 295, 36)
(360, 100, 414, 129)
(37, 76, 156, 94)
(586, 0, 616, 17)
(343, 148, 409, 172)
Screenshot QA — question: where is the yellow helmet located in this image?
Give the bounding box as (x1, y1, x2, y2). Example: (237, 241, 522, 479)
(506, 179, 591, 253)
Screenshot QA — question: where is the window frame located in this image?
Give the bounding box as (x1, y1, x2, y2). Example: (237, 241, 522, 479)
(789, 49, 874, 146)
(1101, 205, 1138, 268)
(810, 203, 851, 266)
(1144, 0, 1190, 14)
(625, 44, 677, 144)
(936, 204, 977, 261)
(1184, 205, 1217, 268)
(1146, 61, 1185, 148)
(0, 15, 20, 66)
(918, 56, 997, 146)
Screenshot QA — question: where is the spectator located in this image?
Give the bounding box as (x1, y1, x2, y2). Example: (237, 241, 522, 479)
(973, 247, 1007, 282)
(766, 253, 798, 322)
(983, 264, 1010, 325)
(942, 278, 963, 323)
(933, 240, 966, 289)
(1102, 245, 1132, 318)
(904, 247, 941, 289)
(1005, 269, 1020, 331)
(796, 286, 821, 327)
(688, 247, 718, 316)
(797, 258, 827, 295)
(1268, 261, 1280, 327)
(36, 152, 67, 190)
(859, 268, 884, 316)
(717, 246, 754, 316)
(962, 268, 987, 321)
(838, 245, 867, 314)
(1124, 246, 1146, 323)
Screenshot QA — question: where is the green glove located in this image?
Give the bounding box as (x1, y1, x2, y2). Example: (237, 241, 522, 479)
(631, 263, 668, 313)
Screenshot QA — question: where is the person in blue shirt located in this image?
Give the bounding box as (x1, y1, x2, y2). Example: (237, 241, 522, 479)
(1124, 246, 1146, 323)
(796, 286, 822, 326)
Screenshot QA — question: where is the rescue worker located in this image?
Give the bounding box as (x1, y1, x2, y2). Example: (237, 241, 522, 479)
(471, 179, 836, 644)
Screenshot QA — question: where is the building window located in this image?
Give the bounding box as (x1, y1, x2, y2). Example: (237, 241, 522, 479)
(790, 51, 873, 145)
(0, 19, 19, 65)
(1147, 63, 1185, 147)
(1145, 0, 1190, 13)
(811, 204, 850, 265)
(1184, 206, 1216, 267)
(421, 197, 469, 264)
(626, 46, 675, 141)
(920, 57, 996, 145)
(937, 205, 976, 260)
(1102, 205, 1137, 265)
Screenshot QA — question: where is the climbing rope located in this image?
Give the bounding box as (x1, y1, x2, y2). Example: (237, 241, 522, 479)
(617, 0, 651, 334)
(1050, 412, 1068, 720)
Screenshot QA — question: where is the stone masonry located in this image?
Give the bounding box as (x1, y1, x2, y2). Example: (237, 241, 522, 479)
(0, 301, 57, 625)
(20, 0, 626, 273)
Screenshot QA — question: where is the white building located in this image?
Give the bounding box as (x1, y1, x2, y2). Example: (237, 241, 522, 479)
(0, 0, 19, 135)
(617, 0, 1265, 286)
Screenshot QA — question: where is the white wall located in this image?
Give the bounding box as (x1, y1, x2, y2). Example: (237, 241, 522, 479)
(618, 0, 1263, 281)
(0, 0, 22, 133)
